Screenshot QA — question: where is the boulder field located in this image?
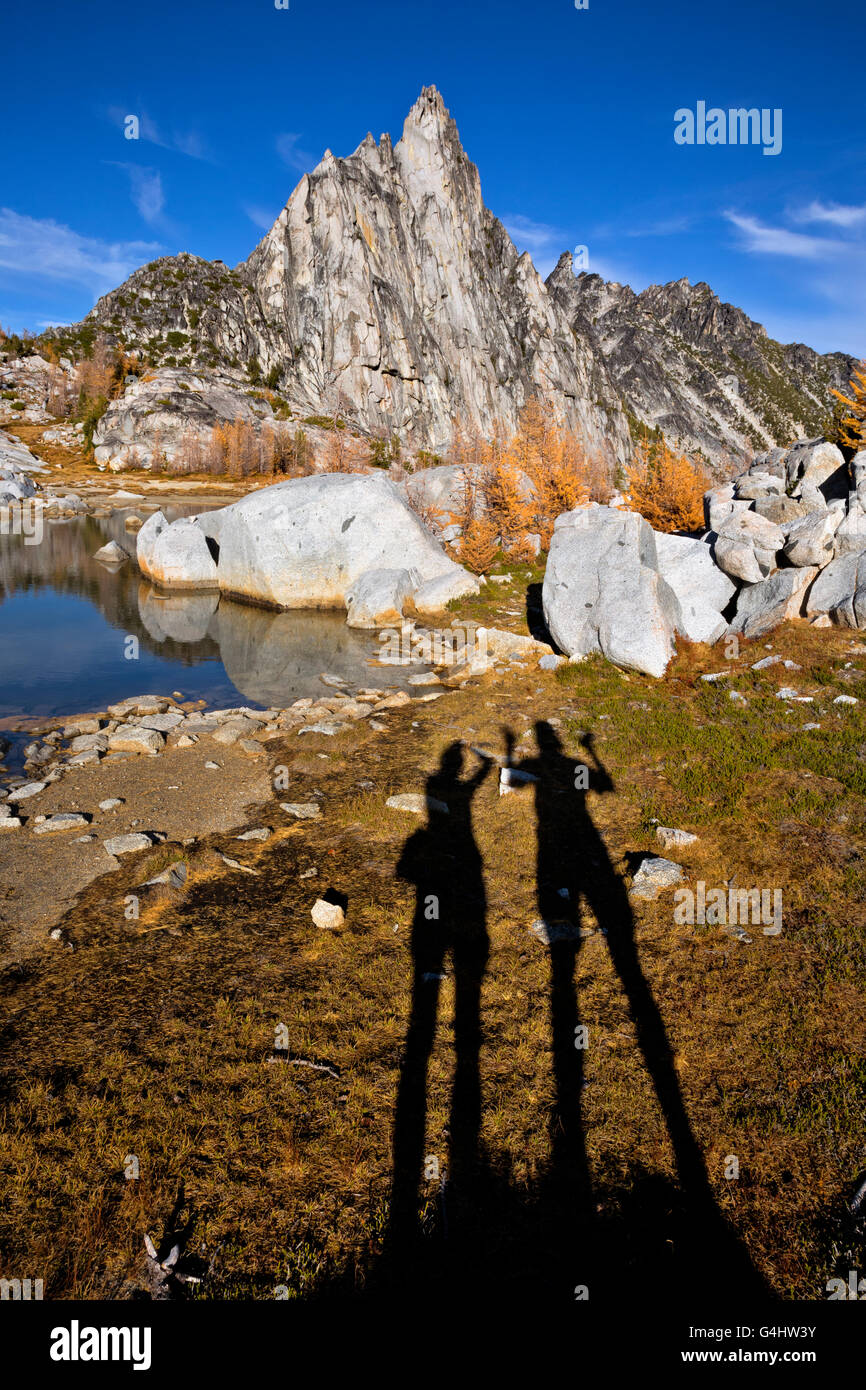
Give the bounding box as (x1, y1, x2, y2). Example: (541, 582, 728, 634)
(543, 437, 866, 675)
(135, 437, 866, 677)
(136, 472, 480, 622)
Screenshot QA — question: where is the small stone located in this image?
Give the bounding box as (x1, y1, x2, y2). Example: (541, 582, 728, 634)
(319, 673, 348, 688)
(204, 760, 220, 769)
(237, 738, 265, 756)
(499, 766, 538, 796)
(7, 781, 46, 802)
(655, 826, 698, 851)
(299, 867, 318, 879)
(311, 898, 344, 929)
(630, 855, 685, 900)
(776, 688, 800, 701)
(728, 690, 747, 704)
(700, 671, 728, 682)
(235, 827, 271, 841)
(281, 802, 322, 819)
(538, 654, 566, 671)
(67, 750, 101, 767)
(138, 712, 185, 732)
(368, 719, 388, 732)
(386, 793, 449, 815)
(99, 798, 124, 811)
(407, 673, 441, 686)
(751, 655, 782, 671)
(529, 919, 582, 945)
(803, 722, 822, 731)
(63, 718, 101, 737)
(834, 694, 859, 705)
(70, 732, 109, 753)
(108, 726, 164, 755)
(219, 854, 260, 875)
(176, 735, 198, 747)
(0, 816, 23, 830)
(34, 813, 90, 834)
(298, 721, 343, 736)
(92, 540, 127, 564)
(104, 833, 153, 855)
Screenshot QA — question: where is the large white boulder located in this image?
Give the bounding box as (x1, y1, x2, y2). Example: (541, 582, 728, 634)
(784, 438, 848, 499)
(782, 509, 841, 567)
(137, 473, 478, 617)
(653, 531, 736, 644)
(345, 567, 417, 628)
(713, 509, 784, 583)
(805, 549, 866, 627)
(542, 505, 680, 677)
(137, 513, 219, 589)
(729, 567, 819, 637)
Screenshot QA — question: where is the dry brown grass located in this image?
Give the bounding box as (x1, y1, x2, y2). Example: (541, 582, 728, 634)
(0, 612, 864, 1302)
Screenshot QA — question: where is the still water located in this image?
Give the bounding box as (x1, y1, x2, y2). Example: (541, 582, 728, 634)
(0, 508, 421, 718)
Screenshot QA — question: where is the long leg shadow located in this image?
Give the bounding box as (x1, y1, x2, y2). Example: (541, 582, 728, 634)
(511, 720, 769, 1299)
(388, 742, 494, 1257)
(372, 723, 767, 1304)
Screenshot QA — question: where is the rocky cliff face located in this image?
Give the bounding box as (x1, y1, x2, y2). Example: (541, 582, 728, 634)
(547, 258, 856, 463)
(84, 88, 630, 464)
(77, 87, 855, 470)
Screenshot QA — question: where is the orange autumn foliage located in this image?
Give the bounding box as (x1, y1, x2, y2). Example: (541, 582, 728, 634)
(831, 361, 866, 452)
(626, 436, 710, 533)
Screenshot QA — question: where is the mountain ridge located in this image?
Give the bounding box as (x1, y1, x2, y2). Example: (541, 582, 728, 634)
(69, 86, 856, 467)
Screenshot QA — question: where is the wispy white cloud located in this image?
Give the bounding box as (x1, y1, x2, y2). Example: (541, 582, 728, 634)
(276, 132, 316, 172)
(791, 200, 866, 229)
(107, 107, 214, 162)
(623, 215, 695, 238)
(723, 212, 844, 260)
(503, 214, 572, 279)
(244, 203, 279, 231)
(110, 164, 165, 226)
(503, 214, 564, 257)
(724, 206, 866, 355)
(0, 208, 161, 295)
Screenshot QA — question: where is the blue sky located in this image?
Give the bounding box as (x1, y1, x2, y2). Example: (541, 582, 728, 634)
(2, 0, 864, 356)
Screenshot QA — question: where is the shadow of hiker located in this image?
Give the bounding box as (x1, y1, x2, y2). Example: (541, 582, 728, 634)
(388, 741, 494, 1253)
(508, 719, 768, 1300)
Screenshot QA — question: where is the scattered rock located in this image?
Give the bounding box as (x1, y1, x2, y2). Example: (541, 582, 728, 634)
(33, 813, 90, 835)
(386, 792, 448, 815)
(93, 540, 128, 565)
(108, 726, 165, 755)
(311, 898, 345, 929)
(281, 802, 322, 819)
(104, 833, 153, 855)
(630, 855, 685, 899)
(655, 826, 698, 850)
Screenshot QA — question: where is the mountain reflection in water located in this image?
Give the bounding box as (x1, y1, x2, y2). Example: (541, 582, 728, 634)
(0, 508, 426, 717)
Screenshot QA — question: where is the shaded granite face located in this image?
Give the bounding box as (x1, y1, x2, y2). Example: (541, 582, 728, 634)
(547, 258, 857, 465)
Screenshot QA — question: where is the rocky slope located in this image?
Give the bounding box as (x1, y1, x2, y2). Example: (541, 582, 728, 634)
(547, 258, 857, 463)
(60, 86, 856, 470)
(80, 88, 630, 465)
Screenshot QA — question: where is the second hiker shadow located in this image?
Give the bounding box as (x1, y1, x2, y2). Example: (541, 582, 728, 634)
(381, 724, 767, 1302)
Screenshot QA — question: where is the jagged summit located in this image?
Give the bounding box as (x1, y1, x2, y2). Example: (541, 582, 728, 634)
(77, 89, 855, 464)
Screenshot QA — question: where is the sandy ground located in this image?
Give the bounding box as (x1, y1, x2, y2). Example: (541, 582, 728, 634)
(0, 742, 273, 965)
